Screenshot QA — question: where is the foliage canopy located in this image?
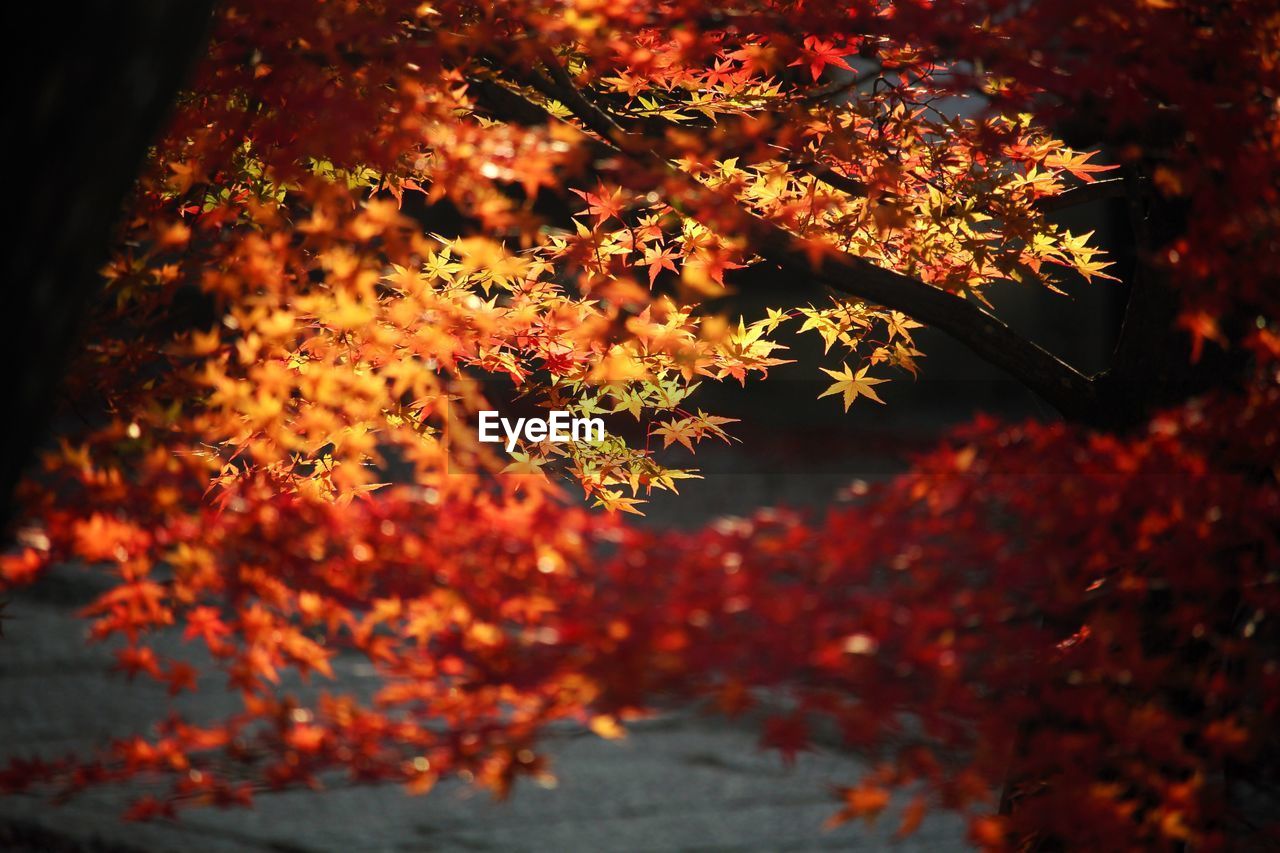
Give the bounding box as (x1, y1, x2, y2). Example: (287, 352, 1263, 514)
(3, 0, 1279, 848)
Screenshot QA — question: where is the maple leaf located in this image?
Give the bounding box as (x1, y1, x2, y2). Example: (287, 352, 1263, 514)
(798, 308, 844, 354)
(653, 410, 739, 451)
(501, 452, 550, 478)
(761, 713, 811, 766)
(818, 364, 887, 409)
(383, 263, 429, 294)
(647, 466, 700, 494)
(827, 783, 892, 828)
(592, 489, 646, 515)
(114, 646, 163, 681)
(653, 418, 698, 451)
(1178, 310, 1227, 363)
(611, 388, 648, 419)
(895, 796, 927, 839)
(569, 186, 625, 224)
(1044, 148, 1119, 183)
(183, 606, 232, 650)
(641, 242, 680, 286)
(164, 661, 199, 696)
(789, 37, 853, 82)
(884, 310, 923, 341)
(589, 715, 626, 740)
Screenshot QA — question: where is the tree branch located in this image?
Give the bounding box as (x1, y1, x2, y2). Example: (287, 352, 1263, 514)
(490, 55, 1101, 422)
(1034, 177, 1130, 213)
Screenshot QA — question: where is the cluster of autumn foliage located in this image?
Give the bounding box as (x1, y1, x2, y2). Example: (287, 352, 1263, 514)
(3, 0, 1279, 849)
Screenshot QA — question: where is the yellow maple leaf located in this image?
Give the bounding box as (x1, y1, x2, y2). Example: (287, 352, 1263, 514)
(818, 363, 887, 410)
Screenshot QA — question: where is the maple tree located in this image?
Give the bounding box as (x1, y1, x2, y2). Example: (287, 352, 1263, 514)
(3, 0, 1279, 849)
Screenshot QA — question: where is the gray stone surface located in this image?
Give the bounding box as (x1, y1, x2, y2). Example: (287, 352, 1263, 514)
(0, 567, 971, 852)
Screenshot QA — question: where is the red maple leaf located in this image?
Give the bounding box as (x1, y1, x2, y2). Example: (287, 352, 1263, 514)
(790, 37, 853, 81)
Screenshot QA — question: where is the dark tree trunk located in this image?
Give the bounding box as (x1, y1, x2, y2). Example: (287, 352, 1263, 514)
(3, 1, 215, 533)
(1091, 173, 1251, 429)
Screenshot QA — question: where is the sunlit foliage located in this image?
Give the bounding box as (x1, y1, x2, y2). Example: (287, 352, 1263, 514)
(3, 0, 1279, 848)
